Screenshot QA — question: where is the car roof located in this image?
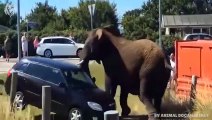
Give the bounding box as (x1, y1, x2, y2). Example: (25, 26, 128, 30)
(20, 57, 80, 71)
(185, 33, 211, 36)
(42, 36, 70, 39)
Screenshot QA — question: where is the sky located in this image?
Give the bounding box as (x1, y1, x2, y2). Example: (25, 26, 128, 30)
(10, 0, 147, 19)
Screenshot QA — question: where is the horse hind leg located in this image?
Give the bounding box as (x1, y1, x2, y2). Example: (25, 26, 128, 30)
(139, 77, 157, 120)
(153, 97, 162, 114)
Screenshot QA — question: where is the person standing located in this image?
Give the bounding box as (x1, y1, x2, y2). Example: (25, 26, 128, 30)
(4, 35, 12, 62)
(33, 36, 39, 51)
(168, 53, 176, 89)
(21, 32, 28, 57)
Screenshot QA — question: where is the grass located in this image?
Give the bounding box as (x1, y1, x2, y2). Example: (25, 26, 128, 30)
(189, 89, 212, 120)
(0, 73, 38, 120)
(0, 62, 212, 120)
(0, 73, 7, 82)
(0, 95, 41, 120)
(0, 73, 6, 95)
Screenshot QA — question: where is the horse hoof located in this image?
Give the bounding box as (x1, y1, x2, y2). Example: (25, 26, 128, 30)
(121, 107, 131, 116)
(148, 114, 157, 120)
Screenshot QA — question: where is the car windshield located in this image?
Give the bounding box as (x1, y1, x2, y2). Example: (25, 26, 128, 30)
(62, 69, 96, 88)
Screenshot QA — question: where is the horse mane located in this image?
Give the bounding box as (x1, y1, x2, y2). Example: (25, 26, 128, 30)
(100, 25, 121, 37)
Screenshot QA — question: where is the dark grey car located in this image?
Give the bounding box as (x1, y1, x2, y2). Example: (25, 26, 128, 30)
(5, 57, 116, 120)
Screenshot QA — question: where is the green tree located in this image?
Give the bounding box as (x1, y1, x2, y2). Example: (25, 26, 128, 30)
(61, 9, 70, 29)
(122, 9, 146, 40)
(62, 0, 119, 42)
(67, 0, 119, 31)
(0, 0, 17, 29)
(26, 0, 59, 30)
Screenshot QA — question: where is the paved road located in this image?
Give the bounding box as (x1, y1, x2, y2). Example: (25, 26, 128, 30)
(0, 57, 81, 74)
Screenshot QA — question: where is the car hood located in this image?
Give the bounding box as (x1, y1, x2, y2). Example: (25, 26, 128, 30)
(73, 88, 115, 108)
(75, 43, 84, 48)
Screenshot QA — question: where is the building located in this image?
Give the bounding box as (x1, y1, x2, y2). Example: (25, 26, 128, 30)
(162, 14, 212, 37)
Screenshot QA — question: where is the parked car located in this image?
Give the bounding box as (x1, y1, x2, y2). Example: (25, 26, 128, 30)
(5, 57, 116, 120)
(36, 36, 84, 58)
(183, 33, 212, 41)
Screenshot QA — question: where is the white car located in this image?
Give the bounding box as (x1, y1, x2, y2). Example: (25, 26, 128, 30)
(36, 36, 84, 58)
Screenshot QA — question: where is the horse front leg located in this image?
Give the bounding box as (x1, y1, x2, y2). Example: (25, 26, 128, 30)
(105, 74, 112, 94)
(120, 86, 131, 116)
(105, 75, 117, 98)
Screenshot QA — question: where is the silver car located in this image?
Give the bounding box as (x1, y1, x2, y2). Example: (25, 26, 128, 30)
(183, 33, 212, 41)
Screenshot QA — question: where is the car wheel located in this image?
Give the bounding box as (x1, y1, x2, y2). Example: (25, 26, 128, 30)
(13, 91, 25, 111)
(44, 49, 52, 58)
(68, 108, 83, 120)
(76, 49, 82, 58)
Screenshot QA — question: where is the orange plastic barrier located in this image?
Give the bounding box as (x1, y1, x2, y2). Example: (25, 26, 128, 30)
(175, 40, 212, 100)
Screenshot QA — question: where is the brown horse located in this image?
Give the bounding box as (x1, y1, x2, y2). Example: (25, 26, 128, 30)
(79, 27, 172, 120)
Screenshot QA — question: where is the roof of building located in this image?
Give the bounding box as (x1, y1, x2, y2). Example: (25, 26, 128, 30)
(162, 14, 212, 28)
(0, 25, 11, 33)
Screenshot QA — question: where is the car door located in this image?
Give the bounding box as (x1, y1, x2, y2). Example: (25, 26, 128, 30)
(50, 38, 64, 56)
(24, 63, 47, 105)
(39, 38, 52, 55)
(61, 38, 77, 56)
(15, 63, 29, 93)
(41, 66, 68, 113)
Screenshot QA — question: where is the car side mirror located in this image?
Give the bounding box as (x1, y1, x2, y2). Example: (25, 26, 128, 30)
(58, 82, 66, 88)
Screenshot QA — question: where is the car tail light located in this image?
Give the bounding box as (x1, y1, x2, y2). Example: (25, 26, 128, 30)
(7, 68, 12, 77)
(37, 44, 41, 47)
(7, 68, 15, 77)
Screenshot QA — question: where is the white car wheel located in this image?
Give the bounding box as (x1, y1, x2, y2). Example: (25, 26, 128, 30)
(13, 92, 25, 111)
(44, 49, 52, 58)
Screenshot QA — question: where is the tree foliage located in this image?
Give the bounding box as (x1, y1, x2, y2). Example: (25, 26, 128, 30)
(23, 0, 119, 42)
(0, 0, 17, 30)
(122, 9, 145, 40)
(26, 0, 59, 30)
(61, 0, 119, 41)
(67, 0, 119, 31)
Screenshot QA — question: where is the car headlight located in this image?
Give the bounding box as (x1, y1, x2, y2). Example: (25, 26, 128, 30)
(87, 102, 103, 111)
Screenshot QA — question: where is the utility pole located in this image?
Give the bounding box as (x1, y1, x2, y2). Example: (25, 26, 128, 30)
(159, 0, 162, 47)
(17, 0, 21, 61)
